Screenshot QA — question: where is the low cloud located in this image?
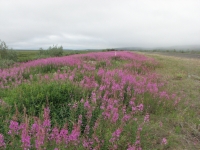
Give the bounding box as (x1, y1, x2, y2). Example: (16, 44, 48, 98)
(0, 0, 200, 49)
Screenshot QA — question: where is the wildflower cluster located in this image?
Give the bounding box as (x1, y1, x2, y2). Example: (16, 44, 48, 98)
(0, 51, 175, 149)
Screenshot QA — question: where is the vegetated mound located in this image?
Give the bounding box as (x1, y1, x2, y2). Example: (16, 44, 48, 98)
(0, 51, 179, 149)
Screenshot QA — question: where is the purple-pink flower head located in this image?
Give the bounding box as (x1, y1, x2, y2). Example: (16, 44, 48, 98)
(8, 120, 19, 135)
(161, 138, 167, 145)
(0, 134, 6, 148)
(144, 113, 150, 123)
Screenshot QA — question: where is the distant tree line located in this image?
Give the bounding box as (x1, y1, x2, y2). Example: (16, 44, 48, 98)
(0, 40, 18, 68)
(0, 39, 65, 68)
(0, 40, 18, 61)
(39, 45, 64, 57)
(102, 49, 125, 52)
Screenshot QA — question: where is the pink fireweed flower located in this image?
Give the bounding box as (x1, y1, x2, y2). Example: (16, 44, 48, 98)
(59, 128, 68, 141)
(43, 119, 51, 129)
(127, 144, 136, 150)
(144, 113, 150, 123)
(123, 114, 131, 122)
(67, 125, 80, 143)
(35, 126, 45, 149)
(80, 98, 84, 103)
(161, 138, 167, 145)
(86, 110, 93, 119)
(21, 125, 31, 150)
(84, 125, 90, 135)
(31, 122, 39, 134)
(147, 83, 158, 93)
(137, 104, 144, 111)
(113, 144, 118, 149)
(93, 120, 99, 130)
(132, 106, 137, 113)
(84, 100, 90, 109)
(0, 134, 6, 148)
(159, 91, 169, 99)
(82, 139, 93, 149)
(72, 102, 78, 109)
(91, 91, 97, 104)
(122, 106, 127, 114)
(49, 127, 61, 144)
(8, 120, 19, 135)
(19, 123, 26, 131)
(44, 74, 49, 80)
(138, 126, 142, 131)
(43, 107, 51, 132)
(135, 139, 141, 146)
(109, 128, 122, 143)
(100, 105, 105, 110)
(111, 108, 119, 123)
(93, 135, 100, 144)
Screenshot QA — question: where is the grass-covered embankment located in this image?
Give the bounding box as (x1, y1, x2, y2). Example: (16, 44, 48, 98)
(0, 51, 199, 149)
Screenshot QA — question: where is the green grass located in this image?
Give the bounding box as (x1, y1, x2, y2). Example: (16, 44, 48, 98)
(137, 52, 200, 149)
(16, 50, 38, 62)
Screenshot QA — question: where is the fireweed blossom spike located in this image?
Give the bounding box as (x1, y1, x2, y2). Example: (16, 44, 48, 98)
(0, 134, 6, 148)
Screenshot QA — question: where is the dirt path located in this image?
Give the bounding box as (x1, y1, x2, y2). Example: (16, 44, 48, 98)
(144, 52, 200, 59)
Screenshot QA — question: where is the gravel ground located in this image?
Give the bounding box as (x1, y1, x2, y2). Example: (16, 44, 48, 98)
(147, 52, 200, 59)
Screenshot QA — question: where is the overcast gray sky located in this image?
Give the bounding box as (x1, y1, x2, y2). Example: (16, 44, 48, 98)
(0, 0, 200, 49)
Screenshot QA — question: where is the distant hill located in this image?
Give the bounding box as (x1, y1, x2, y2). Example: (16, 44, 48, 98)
(114, 45, 200, 51)
(167, 45, 200, 51)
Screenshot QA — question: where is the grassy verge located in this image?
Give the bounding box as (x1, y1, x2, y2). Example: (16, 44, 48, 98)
(138, 52, 200, 149)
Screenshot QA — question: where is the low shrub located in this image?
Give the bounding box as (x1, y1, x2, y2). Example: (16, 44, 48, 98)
(0, 59, 15, 69)
(39, 45, 64, 57)
(0, 40, 18, 62)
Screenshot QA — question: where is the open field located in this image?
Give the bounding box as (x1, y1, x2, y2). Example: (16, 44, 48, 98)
(0, 51, 200, 149)
(16, 50, 39, 62)
(16, 50, 92, 62)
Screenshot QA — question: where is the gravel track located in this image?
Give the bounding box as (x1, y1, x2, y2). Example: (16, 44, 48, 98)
(149, 52, 200, 59)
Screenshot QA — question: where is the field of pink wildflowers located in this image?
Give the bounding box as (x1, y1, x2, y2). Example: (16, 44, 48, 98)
(0, 51, 179, 149)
